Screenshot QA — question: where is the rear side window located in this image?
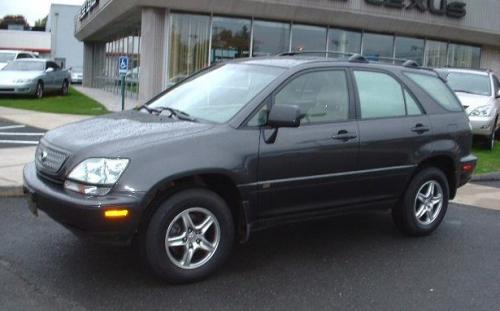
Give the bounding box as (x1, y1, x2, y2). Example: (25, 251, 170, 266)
(353, 71, 406, 119)
(404, 90, 423, 115)
(404, 72, 462, 112)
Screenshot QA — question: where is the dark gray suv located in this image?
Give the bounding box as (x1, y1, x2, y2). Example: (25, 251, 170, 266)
(24, 55, 477, 283)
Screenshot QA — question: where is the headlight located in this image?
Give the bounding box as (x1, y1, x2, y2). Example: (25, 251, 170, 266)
(13, 78, 33, 84)
(65, 158, 129, 195)
(469, 105, 493, 117)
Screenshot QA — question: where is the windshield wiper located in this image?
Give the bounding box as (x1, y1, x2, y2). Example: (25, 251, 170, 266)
(139, 105, 197, 122)
(454, 89, 475, 95)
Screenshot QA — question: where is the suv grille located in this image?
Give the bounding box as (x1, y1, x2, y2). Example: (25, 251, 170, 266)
(35, 143, 69, 175)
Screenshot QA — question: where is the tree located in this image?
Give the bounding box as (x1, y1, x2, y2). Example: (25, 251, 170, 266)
(32, 15, 48, 31)
(0, 15, 30, 30)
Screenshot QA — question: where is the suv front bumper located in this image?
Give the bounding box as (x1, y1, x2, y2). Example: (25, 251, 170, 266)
(23, 162, 145, 244)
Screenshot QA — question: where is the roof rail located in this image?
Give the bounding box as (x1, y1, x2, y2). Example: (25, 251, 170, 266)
(348, 54, 369, 63)
(277, 51, 354, 58)
(402, 60, 419, 68)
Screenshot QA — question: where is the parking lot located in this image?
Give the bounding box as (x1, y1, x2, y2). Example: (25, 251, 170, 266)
(0, 118, 45, 149)
(1, 187, 500, 311)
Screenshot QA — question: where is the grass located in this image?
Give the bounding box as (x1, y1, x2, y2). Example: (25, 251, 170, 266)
(0, 87, 108, 115)
(473, 143, 500, 175)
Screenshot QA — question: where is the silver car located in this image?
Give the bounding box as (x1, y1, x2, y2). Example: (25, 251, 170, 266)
(0, 59, 71, 99)
(441, 68, 500, 150)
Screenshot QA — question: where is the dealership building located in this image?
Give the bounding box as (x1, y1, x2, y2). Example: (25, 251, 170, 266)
(75, 0, 500, 102)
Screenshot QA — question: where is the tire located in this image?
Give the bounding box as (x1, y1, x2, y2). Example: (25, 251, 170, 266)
(486, 128, 496, 151)
(34, 82, 43, 99)
(61, 80, 69, 96)
(143, 188, 234, 284)
(392, 167, 449, 236)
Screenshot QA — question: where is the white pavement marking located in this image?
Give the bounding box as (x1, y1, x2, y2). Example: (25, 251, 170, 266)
(0, 140, 39, 145)
(0, 132, 45, 136)
(0, 125, 26, 130)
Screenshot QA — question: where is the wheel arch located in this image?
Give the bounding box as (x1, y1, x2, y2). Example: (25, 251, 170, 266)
(413, 155, 457, 199)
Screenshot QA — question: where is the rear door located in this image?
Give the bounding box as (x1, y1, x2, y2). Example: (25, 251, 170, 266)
(352, 69, 431, 204)
(255, 68, 360, 218)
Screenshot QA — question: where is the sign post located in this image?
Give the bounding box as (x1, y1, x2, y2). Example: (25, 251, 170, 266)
(118, 56, 129, 111)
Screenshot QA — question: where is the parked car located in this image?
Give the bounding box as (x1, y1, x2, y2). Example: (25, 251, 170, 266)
(70, 66, 83, 84)
(0, 59, 70, 98)
(439, 68, 500, 150)
(24, 55, 477, 284)
(0, 50, 38, 70)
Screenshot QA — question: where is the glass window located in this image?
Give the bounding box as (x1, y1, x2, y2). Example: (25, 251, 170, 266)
(447, 43, 481, 69)
(394, 37, 425, 65)
(405, 72, 462, 112)
(354, 71, 406, 119)
(446, 72, 492, 96)
(252, 20, 290, 57)
(211, 17, 251, 63)
(291, 24, 327, 52)
(169, 14, 210, 85)
(404, 90, 423, 115)
(275, 70, 350, 124)
(328, 28, 361, 55)
(362, 33, 394, 62)
(148, 64, 285, 124)
(424, 40, 448, 68)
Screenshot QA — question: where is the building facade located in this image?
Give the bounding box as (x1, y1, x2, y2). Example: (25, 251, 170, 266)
(0, 30, 51, 58)
(74, 0, 500, 102)
(47, 4, 84, 70)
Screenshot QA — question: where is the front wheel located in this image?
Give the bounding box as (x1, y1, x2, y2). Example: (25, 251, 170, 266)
(61, 80, 69, 96)
(143, 188, 234, 284)
(34, 82, 43, 99)
(392, 167, 449, 236)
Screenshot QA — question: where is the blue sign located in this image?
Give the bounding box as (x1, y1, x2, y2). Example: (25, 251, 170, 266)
(118, 56, 129, 75)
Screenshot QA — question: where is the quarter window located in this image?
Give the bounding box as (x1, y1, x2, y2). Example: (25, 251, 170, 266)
(404, 90, 423, 115)
(354, 71, 406, 119)
(404, 72, 462, 112)
(274, 70, 350, 124)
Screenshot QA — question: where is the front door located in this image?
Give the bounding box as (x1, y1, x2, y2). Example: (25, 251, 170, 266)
(256, 69, 360, 218)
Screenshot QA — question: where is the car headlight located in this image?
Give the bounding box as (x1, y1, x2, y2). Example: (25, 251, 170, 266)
(469, 105, 493, 117)
(13, 78, 33, 84)
(65, 158, 129, 195)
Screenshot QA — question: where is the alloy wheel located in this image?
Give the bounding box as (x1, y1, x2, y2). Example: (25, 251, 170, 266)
(165, 207, 220, 270)
(414, 180, 443, 225)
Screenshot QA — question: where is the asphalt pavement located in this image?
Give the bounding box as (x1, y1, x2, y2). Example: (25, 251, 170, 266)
(1, 188, 500, 311)
(0, 118, 46, 149)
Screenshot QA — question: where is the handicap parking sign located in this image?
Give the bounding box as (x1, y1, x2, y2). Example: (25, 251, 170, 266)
(118, 56, 129, 75)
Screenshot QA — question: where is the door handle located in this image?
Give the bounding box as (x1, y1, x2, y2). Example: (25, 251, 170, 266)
(411, 124, 430, 134)
(332, 130, 357, 141)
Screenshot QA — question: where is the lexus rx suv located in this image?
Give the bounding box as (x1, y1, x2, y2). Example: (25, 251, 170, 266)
(24, 55, 477, 283)
(439, 68, 500, 150)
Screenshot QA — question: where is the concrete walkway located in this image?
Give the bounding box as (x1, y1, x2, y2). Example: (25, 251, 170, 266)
(0, 106, 89, 130)
(73, 86, 141, 112)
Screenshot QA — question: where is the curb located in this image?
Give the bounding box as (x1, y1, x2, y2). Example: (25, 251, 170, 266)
(471, 172, 500, 182)
(0, 186, 24, 198)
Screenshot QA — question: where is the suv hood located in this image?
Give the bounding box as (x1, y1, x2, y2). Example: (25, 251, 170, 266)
(455, 92, 493, 114)
(42, 110, 215, 154)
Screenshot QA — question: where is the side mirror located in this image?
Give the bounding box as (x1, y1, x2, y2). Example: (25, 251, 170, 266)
(267, 105, 303, 128)
(45, 67, 54, 73)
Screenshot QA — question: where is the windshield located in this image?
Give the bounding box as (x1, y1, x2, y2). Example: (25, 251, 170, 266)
(3, 61, 45, 71)
(148, 64, 285, 123)
(0, 52, 16, 63)
(447, 72, 491, 96)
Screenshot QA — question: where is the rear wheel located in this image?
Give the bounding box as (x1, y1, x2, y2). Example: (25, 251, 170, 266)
(143, 188, 234, 284)
(34, 82, 43, 99)
(392, 167, 449, 236)
(61, 80, 69, 96)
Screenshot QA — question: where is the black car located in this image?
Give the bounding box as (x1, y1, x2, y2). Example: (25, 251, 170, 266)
(24, 54, 477, 283)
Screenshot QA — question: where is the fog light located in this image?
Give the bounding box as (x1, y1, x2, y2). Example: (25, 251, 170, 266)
(64, 180, 111, 196)
(104, 209, 129, 218)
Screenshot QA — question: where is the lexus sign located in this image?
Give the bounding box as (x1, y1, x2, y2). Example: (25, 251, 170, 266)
(364, 0, 466, 18)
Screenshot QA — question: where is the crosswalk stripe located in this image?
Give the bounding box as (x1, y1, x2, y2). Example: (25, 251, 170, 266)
(0, 132, 45, 136)
(0, 140, 39, 145)
(0, 125, 26, 130)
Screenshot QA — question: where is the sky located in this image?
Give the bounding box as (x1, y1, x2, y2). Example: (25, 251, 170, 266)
(0, 0, 83, 25)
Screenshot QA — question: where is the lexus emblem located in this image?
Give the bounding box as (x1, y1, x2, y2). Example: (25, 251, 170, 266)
(40, 150, 48, 162)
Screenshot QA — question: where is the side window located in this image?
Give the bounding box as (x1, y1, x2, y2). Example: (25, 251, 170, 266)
(274, 70, 350, 124)
(493, 75, 500, 95)
(354, 71, 406, 119)
(404, 72, 462, 112)
(404, 89, 423, 115)
(17, 53, 29, 59)
(47, 62, 60, 71)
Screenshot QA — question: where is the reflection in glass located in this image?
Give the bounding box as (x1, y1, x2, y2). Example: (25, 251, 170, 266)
(394, 36, 425, 65)
(252, 20, 290, 57)
(424, 40, 448, 68)
(362, 33, 394, 62)
(447, 43, 481, 69)
(211, 17, 251, 63)
(169, 14, 210, 85)
(328, 28, 361, 55)
(291, 24, 326, 52)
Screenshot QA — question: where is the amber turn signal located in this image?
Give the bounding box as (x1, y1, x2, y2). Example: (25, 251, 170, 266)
(104, 209, 129, 218)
